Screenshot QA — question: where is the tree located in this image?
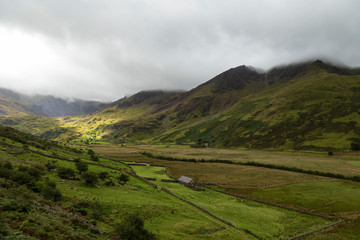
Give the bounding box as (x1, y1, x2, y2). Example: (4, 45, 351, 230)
(82, 172, 98, 186)
(75, 161, 88, 174)
(117, 174, 129, 185)
(112, 214, 157, 240)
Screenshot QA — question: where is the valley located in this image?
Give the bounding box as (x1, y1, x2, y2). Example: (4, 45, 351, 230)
(1, 59, 360, 239)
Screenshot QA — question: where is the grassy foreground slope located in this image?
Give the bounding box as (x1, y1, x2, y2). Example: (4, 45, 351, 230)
(0, 125, 256, 239)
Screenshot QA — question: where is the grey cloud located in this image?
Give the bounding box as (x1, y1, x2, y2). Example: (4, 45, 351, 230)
(0, 0, 359, 101)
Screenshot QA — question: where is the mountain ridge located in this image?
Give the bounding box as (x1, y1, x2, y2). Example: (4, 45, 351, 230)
(2, 59, 360, 151)
(0, 87, 109, 117)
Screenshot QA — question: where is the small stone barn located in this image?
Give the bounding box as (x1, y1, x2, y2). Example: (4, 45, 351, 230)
(177, 176, 195, 187)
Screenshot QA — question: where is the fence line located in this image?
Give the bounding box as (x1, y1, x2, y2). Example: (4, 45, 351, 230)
(288, 220, 342, 240)
(160, 187, 261, 240)
(203, 185, 334, 220)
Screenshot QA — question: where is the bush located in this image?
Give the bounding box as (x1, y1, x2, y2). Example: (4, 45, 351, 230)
(75, 161, 88, 174)
(90, 202, 106, 220)
(90, 155, 99, 162)
(98, 172, 109, 181)
(57, 167, 76, 180)
(3, 161, 13, 170)
(112, 213, 157, 240)
(117, 174, 129, 185)
(42, 181, 62, 202)
(0, 216, 10, 236)
(45, 161, 57, 171)
(351, 142, 360, 151)
(87, 149, 95, 155)
(105, 179, 115, 186)
(82, 172, 98, 186)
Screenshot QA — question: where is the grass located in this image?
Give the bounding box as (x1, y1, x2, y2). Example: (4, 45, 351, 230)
(234, 181, 360, 216)
(130, 164, 331, 239)
(47, 166, 250, 240)
(128, 145, 360, 177)
(0, 137, 253, 239)
(94, 145, 360, 239)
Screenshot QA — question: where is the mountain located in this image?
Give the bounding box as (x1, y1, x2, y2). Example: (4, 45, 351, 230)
(0, 88, 33, 117)
(29, 95, 108, 117)
(152, 60, 360, 150)
(2, 59, 360, 151)
(0, 88, 108, 117)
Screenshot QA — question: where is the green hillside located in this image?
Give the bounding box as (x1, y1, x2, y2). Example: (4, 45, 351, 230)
(2, 60, 360, 151)
(154, 61, 360, 150)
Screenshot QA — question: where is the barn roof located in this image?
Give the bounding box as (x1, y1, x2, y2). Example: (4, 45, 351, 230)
(178, 176, 193, 184)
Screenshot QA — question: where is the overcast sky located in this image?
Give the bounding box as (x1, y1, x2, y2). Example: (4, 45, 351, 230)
(0, 0, 359, 101)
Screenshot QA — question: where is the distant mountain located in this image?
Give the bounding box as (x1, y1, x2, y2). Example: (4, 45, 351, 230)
(0, 88, 108, 117)
(29, 95, 108, 117)
(3, 59, 360, 151)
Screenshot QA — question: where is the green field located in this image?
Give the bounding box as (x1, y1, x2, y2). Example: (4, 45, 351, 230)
(131, 164, 331, 239)
(1, 127, 359, 240)
(94, 144, 360, 239)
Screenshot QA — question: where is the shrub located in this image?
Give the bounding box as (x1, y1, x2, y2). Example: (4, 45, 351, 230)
(57, 167, 76, 180)
(112, 213, 157, 240)
(105, 179, 115, 186)
(90, 202, 106, 220)
(75, 161, 88, 174)
(351, 142, 360, 151)
(42, 181, 62, 202)
(90, 155, 99, 162)
(87, 149, 95, 155)
(0, 216, 10, 236)
(117, 174, 129, 185)
(98, 172, 109, 181)
(82, 172, 98, 186)
(3, 161, 13, 170)
(45, 161, 57, 171)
